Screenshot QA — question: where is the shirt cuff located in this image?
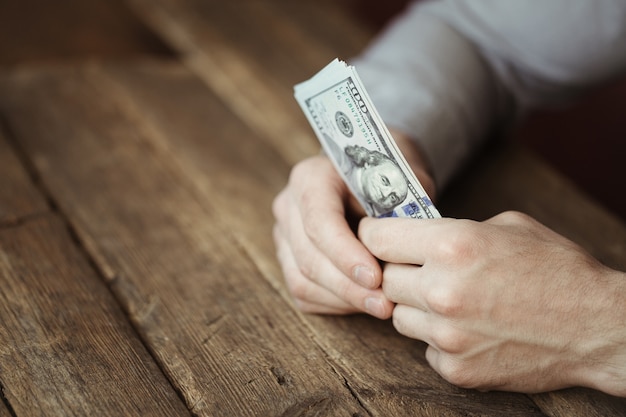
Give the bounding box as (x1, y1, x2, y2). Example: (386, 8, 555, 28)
(351, 2, 512, 189)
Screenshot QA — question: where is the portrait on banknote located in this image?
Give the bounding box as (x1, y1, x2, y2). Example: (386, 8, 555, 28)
(321, 132, 408, 217)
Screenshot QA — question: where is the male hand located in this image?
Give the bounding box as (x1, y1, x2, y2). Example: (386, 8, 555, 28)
(359, 212, 626, 395)
(272, 154, 393, 318)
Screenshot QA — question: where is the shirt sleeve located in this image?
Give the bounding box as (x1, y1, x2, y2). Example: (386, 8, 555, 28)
(351, 0, 626, 189)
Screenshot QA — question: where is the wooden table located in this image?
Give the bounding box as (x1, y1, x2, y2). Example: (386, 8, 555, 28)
(1, 1, 624, 415)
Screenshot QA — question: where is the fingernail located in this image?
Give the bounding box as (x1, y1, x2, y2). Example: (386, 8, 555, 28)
(365, 297, 385, 318)
(353, 265, 375, 288)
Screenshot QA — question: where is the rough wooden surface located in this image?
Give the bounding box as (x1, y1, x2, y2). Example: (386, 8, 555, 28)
(0, 128, 48, 224)
(0, 64, 368, 416)
(0, 400, 11, 417)
(0, 0, 173, 65)
(0, 134, 190, 416)
(0, 215, 191, 417)
(0, 0, 625, 416)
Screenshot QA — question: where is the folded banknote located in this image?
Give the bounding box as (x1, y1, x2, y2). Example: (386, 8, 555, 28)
(294, 58, 441, 219)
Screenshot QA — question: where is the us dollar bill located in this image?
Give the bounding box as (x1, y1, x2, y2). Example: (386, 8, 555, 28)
(294, 58, 441, 219)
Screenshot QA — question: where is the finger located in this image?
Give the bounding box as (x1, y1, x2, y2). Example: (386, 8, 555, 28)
(294, 298, 360, 316)
(395, 302, 480, 359)
(424, 347, 476, 390)
(391, 304, 436, 345)
(359, 216, 458, 265)
(424, 347, 446, 381)
(382, 262, 428, 310)
(274, 225, 353, 312)
(293, 157, 382, 288)
(284, 192, 341, 288)
(275, 225, 354, 308)
(275, 223, 393, 319)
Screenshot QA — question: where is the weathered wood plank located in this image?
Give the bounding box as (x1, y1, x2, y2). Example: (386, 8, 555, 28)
(126, 0, 349, 166)
(0, 127, 49, 224)
(122, 0, 401, 169)
(0, 214, 190, 416)
(0, 65, 368, 416)
(94, 61, 292, 299)
(0, 125, 189, 415)
(0, 0, 174, 65)
(0, 397, 11, 417)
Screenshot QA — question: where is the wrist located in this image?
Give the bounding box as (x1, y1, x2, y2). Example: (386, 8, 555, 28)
(575, 268, 626, 397)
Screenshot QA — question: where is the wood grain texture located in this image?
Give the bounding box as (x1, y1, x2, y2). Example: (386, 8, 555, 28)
(0, 65, 368, 416)
(0, 400, 11, 417)
(0, 214, 189, 416)
(0, 0, 173, 65)
(0, 0, 624, 415)
(126, 0, 374, 166)
(0, 128, 49, 225)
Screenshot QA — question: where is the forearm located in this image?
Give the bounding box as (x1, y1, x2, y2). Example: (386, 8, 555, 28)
(577, 268, 626, 397)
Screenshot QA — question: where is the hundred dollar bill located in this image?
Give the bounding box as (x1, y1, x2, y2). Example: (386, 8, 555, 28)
(294, 58, 441, 219)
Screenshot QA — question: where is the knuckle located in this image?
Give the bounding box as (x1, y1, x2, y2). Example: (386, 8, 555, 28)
(290, 297, 313, 313)
(289, 158, 318, 188)
(295, 254, 316, 283)
(501, 210, 530, 222)
(300, 206, 321, 242)
(437, 357, 477, 388)
(435, 222, 481, 262)
(297, 198, 327, 249)
(288, 159, 308, 183)
(282, 265, 319, 307)
(392, 312, 410, 336)
(271, 189, 288, 219)
(283, 268, 306, 298)
(276, 247, 318, 300)
(492, 210, 532, 226)
(425, 286, 464, 317)
(297, 304, 319, 314)
(430, 325, 469, 354)
(290, 245, 323, 286)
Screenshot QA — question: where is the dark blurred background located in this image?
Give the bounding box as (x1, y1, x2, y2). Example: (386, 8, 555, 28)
(1, 0, 624, 221)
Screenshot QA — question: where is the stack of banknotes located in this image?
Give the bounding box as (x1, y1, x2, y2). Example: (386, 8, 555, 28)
(294, 58, 441, 219)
